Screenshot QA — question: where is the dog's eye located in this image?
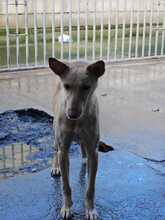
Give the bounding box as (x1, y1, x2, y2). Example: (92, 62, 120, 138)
(82, 85, 91, 90)
(64, 84, 71, 90)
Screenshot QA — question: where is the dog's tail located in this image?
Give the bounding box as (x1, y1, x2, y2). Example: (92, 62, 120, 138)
(98, 141, 114, 152)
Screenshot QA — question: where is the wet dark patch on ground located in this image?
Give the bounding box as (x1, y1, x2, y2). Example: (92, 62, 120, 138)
(0, 108, 54, 149)
(0, 151, 165, 220)
(0, 109, 80, 177)
(0, 109, 113, 178)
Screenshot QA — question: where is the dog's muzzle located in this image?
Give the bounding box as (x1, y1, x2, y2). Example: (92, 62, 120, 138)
(67, 108, 82, 120)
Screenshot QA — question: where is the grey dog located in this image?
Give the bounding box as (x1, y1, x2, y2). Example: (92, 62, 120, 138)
(49, 57, 105, 220)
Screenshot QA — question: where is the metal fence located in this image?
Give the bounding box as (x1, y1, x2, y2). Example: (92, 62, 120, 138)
(0, 0, 165, 71)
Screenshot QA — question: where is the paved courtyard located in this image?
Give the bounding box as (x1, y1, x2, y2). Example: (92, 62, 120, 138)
(0, 59, 165, 220)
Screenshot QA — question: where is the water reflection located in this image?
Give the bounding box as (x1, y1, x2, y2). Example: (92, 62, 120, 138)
(100, 62, 165, 89)
(0, 143, 52, 179)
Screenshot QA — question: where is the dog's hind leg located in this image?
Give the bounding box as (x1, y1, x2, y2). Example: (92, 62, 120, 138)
(80, 143, 87, 164)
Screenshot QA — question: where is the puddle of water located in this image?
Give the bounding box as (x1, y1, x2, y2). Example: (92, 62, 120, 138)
(0, 109, 55, 179)
(0, 108, 113, 179)
(0, 109, 81, 179)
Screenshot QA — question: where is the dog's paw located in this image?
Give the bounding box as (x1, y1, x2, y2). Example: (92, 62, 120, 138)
(60, 206, 72, 219)
(85, 209, 98, 220)
(51, 168, 61, 178)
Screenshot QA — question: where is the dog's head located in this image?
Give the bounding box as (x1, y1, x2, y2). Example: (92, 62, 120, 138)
(49, 57, 105, 120)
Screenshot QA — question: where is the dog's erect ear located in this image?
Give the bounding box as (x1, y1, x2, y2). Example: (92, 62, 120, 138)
(87, 60, 105, 78)
(49, 57, 69, 77)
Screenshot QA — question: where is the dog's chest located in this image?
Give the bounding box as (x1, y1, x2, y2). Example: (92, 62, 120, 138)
(72, 115, 98, 142)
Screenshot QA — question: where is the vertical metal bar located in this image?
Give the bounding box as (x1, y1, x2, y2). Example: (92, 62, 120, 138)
(155, 2, 160, 56)
(33, 0, 38, 66)
(60, 0, 64, 60)
(77, 0, 80, 60)
(52, 0, 55, 57)
(100, 0, 104, 59)
(161, 4, 165, 56)
(29, 144, 32, 153)
(128, 2, 133, 58)
(107, 0, 111, 61)
(21, 144, 24, 165)
(85, 0, 88, 61)
(24, 0, 29, 66)
(2, 147, 6, 170)
(28, 145, 32, 162)
(11, 144, 15, 169)
(121, 0, 127, 59)
(114, 0, 119, 60)
(148, 0, 153, 57)
(0, 148, 2, 170)
(5, 0, 10, 68)
(92, 0, 96, 61)
(135, 1, 140, 58)
(15, 0, 19, 66)
(42, 0, 46, 65)
(142, 1, 146, 57)
(68, 0, 72, 61)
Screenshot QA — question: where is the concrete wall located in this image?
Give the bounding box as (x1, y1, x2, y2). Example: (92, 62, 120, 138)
(0, 0, 163, 28)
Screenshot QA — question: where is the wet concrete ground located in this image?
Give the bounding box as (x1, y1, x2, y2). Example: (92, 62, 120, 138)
(0, 151, 165, 220)
(0, 59, 165, 219)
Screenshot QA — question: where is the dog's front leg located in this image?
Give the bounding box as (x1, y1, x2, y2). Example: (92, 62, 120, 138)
(80, 143, 87, 164)
(85, 144, 98, 220)
(58, 127, 74, 219)
(59, 146, 73, 219)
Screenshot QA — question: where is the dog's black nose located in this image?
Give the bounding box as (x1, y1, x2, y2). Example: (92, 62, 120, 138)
(67, 109, 81, 120)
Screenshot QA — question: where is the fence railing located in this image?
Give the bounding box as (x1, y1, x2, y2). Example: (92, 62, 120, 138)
(0, 0, 165, 71)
